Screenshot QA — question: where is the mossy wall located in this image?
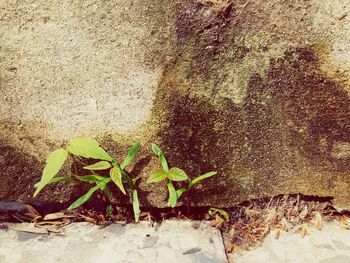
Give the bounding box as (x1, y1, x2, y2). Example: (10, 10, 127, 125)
(1, 0, 350, 208)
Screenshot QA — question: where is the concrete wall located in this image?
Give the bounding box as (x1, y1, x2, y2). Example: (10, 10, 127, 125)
(1, 0, 350, 208)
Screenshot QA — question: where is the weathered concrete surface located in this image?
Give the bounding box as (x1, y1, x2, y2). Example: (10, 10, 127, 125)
(0, 0, 178, 202)
(229, 221, 350, 263)
(0, 221, 227, 263)
(1, 0, 350, 208)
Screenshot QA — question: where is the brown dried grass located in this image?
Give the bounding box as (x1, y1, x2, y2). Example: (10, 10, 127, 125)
(222, 194, 345, 252)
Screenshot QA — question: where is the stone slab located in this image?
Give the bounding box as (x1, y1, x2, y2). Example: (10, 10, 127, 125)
(1, 0, 350, 209)
(0, 220, 227, 263)
(229, 222, 350, 263)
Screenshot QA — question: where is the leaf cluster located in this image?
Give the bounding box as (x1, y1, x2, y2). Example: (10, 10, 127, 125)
(34, 138, 141, 222)
(34, 139, 218, 222)
(147, 144, 217, 208)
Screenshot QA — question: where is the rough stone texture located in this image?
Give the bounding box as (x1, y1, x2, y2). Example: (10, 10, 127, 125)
(229, 221, 350, 263)
(0, 0, 178, 203)
(0, 221, 227, 263)
(1, 0, 350, 208)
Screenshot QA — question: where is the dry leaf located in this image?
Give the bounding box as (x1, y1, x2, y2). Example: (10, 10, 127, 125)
(62, 218, 72, 226)
(36, 221, 64, 226)
(313, 212, 324, 231)
(228, 226, 235, 239)
(274, 229, 281, 240)
(264, 208, 277, 224)
(245, 209, 260, 219)
(79, 214, 97, 224)
(45, 225, 63, 233)
(295, 224, 309, 238)
(337, 215, 350, 230)
(210, 215, 224, 228)
(298, 206, 308, 221)
(226, 242, 235, 253)
(24, 204, 42, 222)
(10, 223, 48, 234)
(44, 212, 75, 221)
(279, 217, 291, 231)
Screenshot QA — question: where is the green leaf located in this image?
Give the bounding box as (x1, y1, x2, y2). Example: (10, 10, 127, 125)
(208, 207, 229, 221)
(132, 189, 140, 222)
(83, 161, 111, 170)
(167, 167, 188, 182)
(167, 182, 177, 208)
(66, 137, 113, 161)
(74, 174, 108, 183)
(152, 143, 169, 172)
(109, 167, 126, 194)
(118, 167, 133, 186)
(188, 171, 217, 189)
(147, 170, 167, 183)
(111, 159, 119, 167)
(176, 188, 187, 199)
(120, 142, 140, 169)
(34, 149, 68, 197)
(68, 181, 105, 210)
(132, 176, 141, 186)
(159, 154, 169, 173)
(151, 143, 162, 155)
(34, 177, 74, 188)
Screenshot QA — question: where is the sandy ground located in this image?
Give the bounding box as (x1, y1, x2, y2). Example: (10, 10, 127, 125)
(229, 221, 350, 263)
(0, 220, 226, 263)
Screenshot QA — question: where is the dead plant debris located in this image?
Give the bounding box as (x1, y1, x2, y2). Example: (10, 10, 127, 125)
(221, 194, 348, 252)
(1, 194, 349, 247)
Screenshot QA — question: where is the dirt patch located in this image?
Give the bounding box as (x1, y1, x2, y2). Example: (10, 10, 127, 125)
(0, 144, 73, 202)
(151, 38, 350, 206)
(265, 47, 350, 172)
(0, 144, 40, 200)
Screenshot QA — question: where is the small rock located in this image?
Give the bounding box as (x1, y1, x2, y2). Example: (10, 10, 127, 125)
(183, 247, 201, 255)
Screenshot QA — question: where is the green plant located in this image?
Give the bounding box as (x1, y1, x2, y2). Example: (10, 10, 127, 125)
(147, 144, 217, 208)
(33, 138, 141, 222)
(208, 207, 229, 221)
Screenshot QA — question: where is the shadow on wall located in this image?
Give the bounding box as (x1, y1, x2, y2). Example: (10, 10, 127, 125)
(0, 144, 76, 202)
(0, 145, 41, 200)
(154, 47, 350, 203)
(158, 90, 245, 179)
(266, 48, 350, 172)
